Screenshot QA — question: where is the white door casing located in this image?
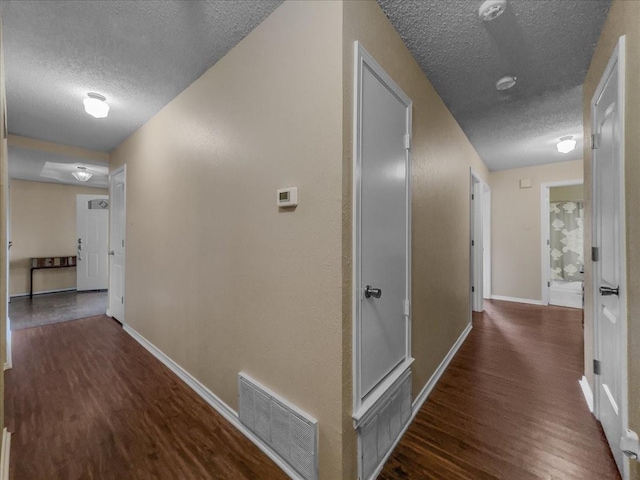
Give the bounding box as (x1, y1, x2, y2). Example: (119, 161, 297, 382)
(352, 42, 413, 422)
(470, 172, 484, 313)
(108, 166, 126, 323)
(592, 36, 627, 478)
(76, 194, 109, 291)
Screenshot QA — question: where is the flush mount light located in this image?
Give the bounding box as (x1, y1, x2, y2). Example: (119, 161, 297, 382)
(71, 166, 93, 182)
(479, 0, 508, 21)
(496, 75, 517, 91)
(556, 136, 577, 154)
(83, 92, 109, 118)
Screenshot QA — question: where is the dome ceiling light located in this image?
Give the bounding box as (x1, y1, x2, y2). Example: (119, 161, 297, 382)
(71, 166, 93, 182)
(556, 136, 577, 154)
(479, 0, 508, 22)
(83, 92, 109, 119)
(495, 75, 517, 91)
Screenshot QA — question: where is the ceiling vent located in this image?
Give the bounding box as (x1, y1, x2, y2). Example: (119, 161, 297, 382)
(495, 75, 517, 91)
(479, 0, 508, 21)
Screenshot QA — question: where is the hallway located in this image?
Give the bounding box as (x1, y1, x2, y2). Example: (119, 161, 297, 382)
(380, 300, 620, 480)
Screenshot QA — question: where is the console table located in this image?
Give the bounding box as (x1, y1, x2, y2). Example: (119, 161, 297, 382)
(30, 256, 77, 299)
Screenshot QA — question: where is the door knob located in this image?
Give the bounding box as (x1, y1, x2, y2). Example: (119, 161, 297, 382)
(108, 251, 115, 256)
(599, 286, 619, 296)
(365, 285, 382, 299)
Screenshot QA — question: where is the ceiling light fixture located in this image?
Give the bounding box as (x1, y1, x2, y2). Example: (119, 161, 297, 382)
(479, 0, 508, 21)
(496, 75, 517, 91)
(83, 92, 109, 118)
(556, 136, 577, 154)
(71, 166, 93, 182)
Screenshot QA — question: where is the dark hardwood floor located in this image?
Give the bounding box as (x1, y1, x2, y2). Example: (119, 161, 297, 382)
(380, 300, 620, 480)
(5, 315, 287, 480)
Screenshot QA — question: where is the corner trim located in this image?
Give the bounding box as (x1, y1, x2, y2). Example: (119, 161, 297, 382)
(123, 325, 303, 480)
(490, 295, 544, 306)
(1, 428, 11, 480)
(412, 322, 472, 413)
(579, 376, 594, 413)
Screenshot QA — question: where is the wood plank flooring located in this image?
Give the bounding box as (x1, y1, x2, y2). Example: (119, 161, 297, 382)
(380, 300, 620, 480)
(5, 315, 287, 480)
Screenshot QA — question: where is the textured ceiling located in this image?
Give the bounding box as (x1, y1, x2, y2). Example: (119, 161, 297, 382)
(1, 0, 283, 153)
(377, 0, 611, 170)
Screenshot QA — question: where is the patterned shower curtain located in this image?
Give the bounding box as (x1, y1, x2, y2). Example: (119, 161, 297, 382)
(550, 201, 584, 281)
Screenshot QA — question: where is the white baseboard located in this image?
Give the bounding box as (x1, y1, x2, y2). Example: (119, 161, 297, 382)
(1, 428, 11, 480)
(412, 322, 472, 413)
(123, 325, 303, 480)
(366, 322, 472, 480)
(11, 288, 76, 298)
(579, 376, 594, 413)
(490, 295, 544, 306)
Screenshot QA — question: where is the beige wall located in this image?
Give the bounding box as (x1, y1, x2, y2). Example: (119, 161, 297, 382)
(9, 179, 107, 295)
(0, 20, 8, 430)
(490, 160, 583, 301)
(342, 6, 489, 475)
(109, 2, 346, 479)
(583, 2, 640, 478)
(550, 184, 583, 202)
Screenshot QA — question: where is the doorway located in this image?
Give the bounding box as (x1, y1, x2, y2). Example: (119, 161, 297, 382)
(470, 171, 490, 313)
(76, 194, 109, 291)
(540, 180, 584, 308)
(108, 166, 126, 324)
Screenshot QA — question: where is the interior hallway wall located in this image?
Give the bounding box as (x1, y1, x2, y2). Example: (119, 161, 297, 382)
(549, 184, 583, 202)
(342, 7, 489, 473)
(109, 2, 347, 478)
(489, 160, 583, 302)
(583, 2, 640, 478)
(9, 179, 107, 296)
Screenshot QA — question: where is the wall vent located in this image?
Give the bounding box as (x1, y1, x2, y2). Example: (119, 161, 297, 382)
(359, 370, 412, 480)
(238, 373, 318, 480)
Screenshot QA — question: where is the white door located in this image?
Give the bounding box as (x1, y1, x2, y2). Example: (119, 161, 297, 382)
(109, 167, 126, 323)
(354, 43, 412, 412)
(470, 175, 483, 312)
(592, 37, 626, 476)
(76, 194, 109, 291)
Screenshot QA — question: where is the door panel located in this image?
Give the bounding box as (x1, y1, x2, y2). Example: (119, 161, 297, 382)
(76, 194, 109, 291)
(109, 169, 126, 322)
(593, 44, 624, 474)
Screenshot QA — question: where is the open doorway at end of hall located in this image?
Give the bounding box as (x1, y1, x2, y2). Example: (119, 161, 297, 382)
(540, 180, 584, 309)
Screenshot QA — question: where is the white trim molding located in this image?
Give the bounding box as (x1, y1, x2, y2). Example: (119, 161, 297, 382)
(0, 428, 10, 480)
(123, 325, 304, 480)
(490, 295, 544, 306)
(10, 288, 76, 298)
(579, 376, 594, 413)
(412, 322, 472, 413)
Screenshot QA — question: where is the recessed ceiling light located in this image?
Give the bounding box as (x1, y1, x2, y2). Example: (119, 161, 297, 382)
(83, 93, 109, 119)
(71, 166, 93, 182)
(496, 75, 517, 91)
(479, 0, 508, 21)
(557, 136, 577, 154)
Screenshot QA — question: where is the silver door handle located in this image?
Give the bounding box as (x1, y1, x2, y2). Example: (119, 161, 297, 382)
(108, 251, 115, 256)
(599, 286, 619, 296)
(365, 285, 382, 299)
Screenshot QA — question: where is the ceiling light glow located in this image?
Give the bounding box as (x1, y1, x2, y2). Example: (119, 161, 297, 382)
(496, 75, 517, 91)
(71, 166, 93, 182)
(83, 92, 109, 118)
(556, 136, 577, 154)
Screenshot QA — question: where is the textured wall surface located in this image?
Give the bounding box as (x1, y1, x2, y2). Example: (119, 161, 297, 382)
(583, 1, 640, 478)
(109, 2, 346, 479)
(342, 7, 489, 474)
(490, 160, 583, 301)
(9, 180, 107, 295)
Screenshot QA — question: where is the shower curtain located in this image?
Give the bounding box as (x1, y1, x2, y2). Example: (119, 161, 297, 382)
(550, 201, 584, 281)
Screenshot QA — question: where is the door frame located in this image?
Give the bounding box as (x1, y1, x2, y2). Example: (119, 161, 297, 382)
(470, 170, 490, 313)
(540, 179, 583, 305)
(76, 193, 109, 291)
(351, 41, 413, 419)
(591, 35, 628, 479)
(107, 164, 126, 324)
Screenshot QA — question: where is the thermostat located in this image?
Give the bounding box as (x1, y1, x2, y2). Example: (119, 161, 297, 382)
(277, 187, 298, 207)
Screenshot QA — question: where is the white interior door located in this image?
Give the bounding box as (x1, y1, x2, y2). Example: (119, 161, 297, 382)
(471, 175, 483, 312)
(76, 194, 109, 291)
(354, 43, 412, 414)
(592, 37, 626, 476)
(109, 167, 126, 323)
